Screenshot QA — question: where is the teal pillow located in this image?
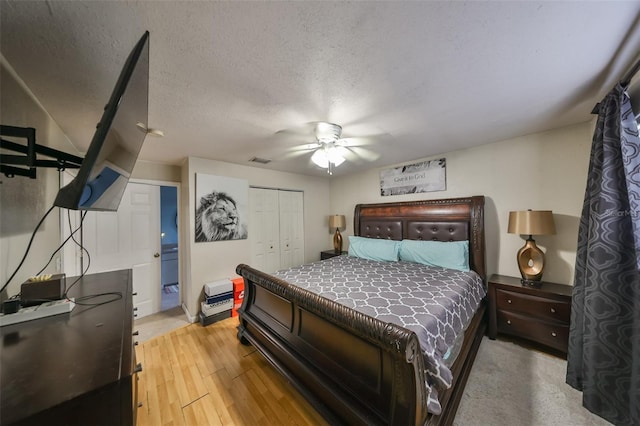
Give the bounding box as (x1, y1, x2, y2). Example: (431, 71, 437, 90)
(348, 236, 400, 262)
(399, 239, 470, 272)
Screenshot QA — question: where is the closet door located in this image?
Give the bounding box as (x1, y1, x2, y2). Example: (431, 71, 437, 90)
(279, 190, 304, 269)
(249, 188, 280, 273)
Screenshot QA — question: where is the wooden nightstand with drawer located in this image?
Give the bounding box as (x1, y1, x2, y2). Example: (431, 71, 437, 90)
(320, 250, 347, 260)
(488, 274, 573, 355)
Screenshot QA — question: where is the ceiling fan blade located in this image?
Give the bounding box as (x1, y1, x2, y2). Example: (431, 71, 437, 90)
(282, 149, 312, 160)
(336, 136, 378, 148)
(280, 142, 320, 159)
(345, 146, 381, 162)
(340, 148, 359, 163)
(275, 121, 322, 138)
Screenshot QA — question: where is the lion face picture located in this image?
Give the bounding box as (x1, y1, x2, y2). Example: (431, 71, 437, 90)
(195, 174, 248, 242)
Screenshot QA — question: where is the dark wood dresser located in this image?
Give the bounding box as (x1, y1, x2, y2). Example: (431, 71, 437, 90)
(1, 269, 140, 426)
(488, 274, 573, 355)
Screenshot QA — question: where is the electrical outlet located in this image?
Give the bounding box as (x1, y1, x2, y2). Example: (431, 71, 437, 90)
(55, 257, 62, 272)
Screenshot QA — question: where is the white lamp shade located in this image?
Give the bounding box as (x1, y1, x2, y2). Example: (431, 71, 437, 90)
(311, 145, 346, 168)
(311, 149, 329, 168)
(327, 146, 346, 166)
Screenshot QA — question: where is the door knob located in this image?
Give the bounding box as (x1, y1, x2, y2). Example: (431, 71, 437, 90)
(154, 253, 160, 258)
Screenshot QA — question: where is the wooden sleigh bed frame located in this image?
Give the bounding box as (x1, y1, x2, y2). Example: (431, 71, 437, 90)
(236, 196, 487, 425)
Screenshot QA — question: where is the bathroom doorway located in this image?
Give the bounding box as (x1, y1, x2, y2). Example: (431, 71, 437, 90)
(160, 186, 180, 311)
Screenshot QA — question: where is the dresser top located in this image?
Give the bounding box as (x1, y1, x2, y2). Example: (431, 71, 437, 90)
(489, 274, 573, 297)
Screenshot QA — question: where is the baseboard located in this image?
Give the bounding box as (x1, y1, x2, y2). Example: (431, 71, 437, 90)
(182, 303, 198, 323)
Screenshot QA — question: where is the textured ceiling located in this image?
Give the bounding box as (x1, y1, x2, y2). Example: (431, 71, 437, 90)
(2, 1, 640, 178)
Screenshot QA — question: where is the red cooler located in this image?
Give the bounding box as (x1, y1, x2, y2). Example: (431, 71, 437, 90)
(231, 277, 245, 317)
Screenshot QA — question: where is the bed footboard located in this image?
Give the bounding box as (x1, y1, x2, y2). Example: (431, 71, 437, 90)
(236, 263, 430, 426)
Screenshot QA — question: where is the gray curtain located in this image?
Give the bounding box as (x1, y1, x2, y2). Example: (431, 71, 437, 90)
(566, 83, 640, 426)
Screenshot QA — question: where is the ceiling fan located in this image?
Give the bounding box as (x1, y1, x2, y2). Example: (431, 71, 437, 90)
(281, 121, 381, 175)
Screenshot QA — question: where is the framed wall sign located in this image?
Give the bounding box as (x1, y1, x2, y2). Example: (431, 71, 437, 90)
(380, 158, 446, 196)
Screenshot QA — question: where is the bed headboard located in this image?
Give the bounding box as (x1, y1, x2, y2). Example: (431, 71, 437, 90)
(354, 196, 486, 281)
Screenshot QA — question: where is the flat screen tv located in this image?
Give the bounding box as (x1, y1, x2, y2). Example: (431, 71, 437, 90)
(54, 31, 149, 211)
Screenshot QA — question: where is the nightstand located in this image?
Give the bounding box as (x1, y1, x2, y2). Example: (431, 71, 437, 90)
(320, 250, 347, 260)
(488, 274, 573, 354)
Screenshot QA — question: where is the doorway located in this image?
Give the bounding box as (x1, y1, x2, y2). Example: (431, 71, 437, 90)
(160, 186, 179, 311)
(61, 176, 181, 320)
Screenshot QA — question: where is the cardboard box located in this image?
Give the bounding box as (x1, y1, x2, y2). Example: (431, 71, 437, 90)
(232, 277, 245, 317)
(199, 310, 231, 326)
(205, 291, 233, 305)
(204, 279, 232, 297)
(201, 298, 233, 317)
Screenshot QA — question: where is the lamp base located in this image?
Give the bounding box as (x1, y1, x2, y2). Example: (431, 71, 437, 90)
(333, 229, 343, 254)
(520, 278, 543, 288)
(516, 237, 546, 282)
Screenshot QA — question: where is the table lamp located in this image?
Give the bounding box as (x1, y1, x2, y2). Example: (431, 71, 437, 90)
(329, 214, 346, 254)
(507, 210, 556, 286)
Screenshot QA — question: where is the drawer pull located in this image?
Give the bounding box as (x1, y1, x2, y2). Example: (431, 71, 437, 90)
(507, 320, 511, 325)
(138, 402, 143, 408)
(551, 332, 557, 337)
(550, 308, 556, 313)
(507, 299, 512, 304)
(135, 363, 143, 373)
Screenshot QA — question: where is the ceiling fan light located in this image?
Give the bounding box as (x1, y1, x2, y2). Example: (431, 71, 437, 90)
(330, 154, 346, 167)
(327, 146, 345, 166)
(311, 149, 329, 168)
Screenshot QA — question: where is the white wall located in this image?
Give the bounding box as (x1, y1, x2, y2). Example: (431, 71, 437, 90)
(181, 157, 331, 318)
(132, 160, 181, 182)
(0, 58, 80, 298)
(330, 121, 594, 286)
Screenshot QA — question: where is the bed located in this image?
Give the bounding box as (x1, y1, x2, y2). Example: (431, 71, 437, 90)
(236, 196, 487, 425)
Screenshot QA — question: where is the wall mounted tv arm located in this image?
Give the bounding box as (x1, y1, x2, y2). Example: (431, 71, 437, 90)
(0, 125, 83, 178)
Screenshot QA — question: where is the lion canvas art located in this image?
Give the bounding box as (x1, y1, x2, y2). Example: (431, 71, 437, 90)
(195, 174, 248, 242)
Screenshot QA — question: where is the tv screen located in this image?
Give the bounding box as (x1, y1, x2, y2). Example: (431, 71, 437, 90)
(54, 31, 149, 211)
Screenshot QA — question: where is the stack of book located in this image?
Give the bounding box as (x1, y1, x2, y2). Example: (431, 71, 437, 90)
(199, 279, 233, 326)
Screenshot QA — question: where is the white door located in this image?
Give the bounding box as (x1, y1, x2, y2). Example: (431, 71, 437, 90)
(279, 190, 304, 269)
(82, 182, 161, 318)
(249, 188, 280, 273)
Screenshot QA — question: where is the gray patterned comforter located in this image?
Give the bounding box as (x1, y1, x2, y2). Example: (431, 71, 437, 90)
(273, 254, 486, 415)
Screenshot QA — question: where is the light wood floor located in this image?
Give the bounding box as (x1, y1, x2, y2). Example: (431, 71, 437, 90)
(135, 316, 328, 426)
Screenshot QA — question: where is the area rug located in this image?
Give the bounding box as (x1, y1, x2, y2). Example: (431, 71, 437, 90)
(453, 337, 611, 426)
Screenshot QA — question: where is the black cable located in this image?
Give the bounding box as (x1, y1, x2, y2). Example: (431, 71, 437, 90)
(71, 292, 123, 307)
(63, 211, 122, 307)
(3, 206, 122, 309)
(1, 204, 56, 294)
(66, 210, 90, 294)
(63, 211, 90, 298)
(35, 210, 87, 277)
